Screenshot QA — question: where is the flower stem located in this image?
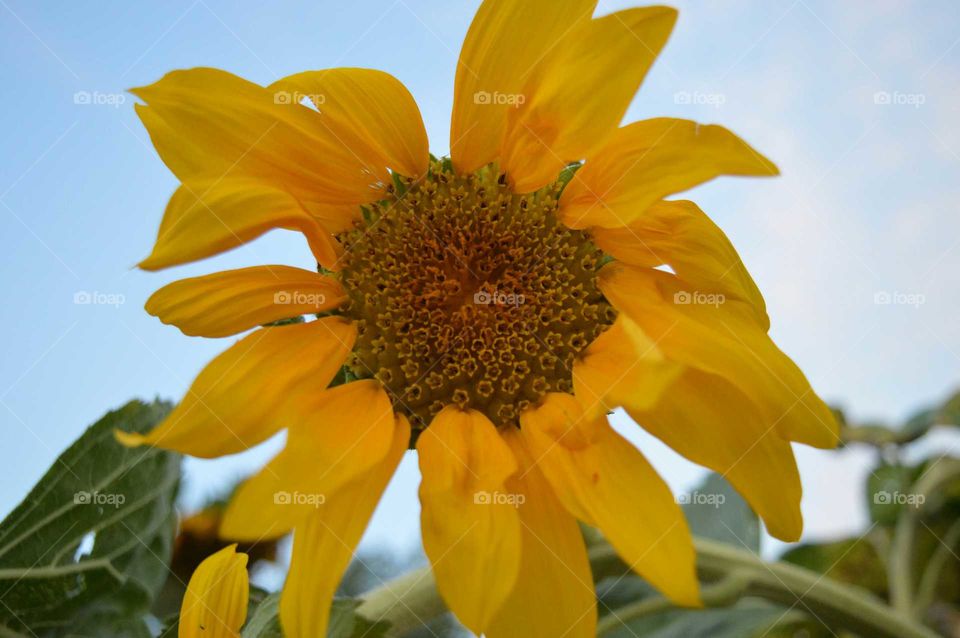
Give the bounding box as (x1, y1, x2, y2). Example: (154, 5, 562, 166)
(359, 538, 939, 638)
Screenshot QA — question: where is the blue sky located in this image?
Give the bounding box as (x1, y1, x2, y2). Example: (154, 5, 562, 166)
(2, 0, 959, 561)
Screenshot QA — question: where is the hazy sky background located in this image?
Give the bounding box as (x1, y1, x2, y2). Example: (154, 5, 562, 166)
(2, 0, 959, 566)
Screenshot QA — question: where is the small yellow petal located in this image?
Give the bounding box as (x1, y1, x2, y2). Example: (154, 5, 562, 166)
(521, 393, 700, 607)
(146, 266, 345, 338)
(179, 544, 248, 638)
(487, 428, 596, 638)
(501, 7, 677, 192)
(417, 406, 521, 634)
(560, 118, 778, 229)
(220, 380, 398, 540)
(600, 264, 839, 448)
(627, 369, 803, 541)
(593, 199, 769, 329)
(269, 69, 429, 179)
(116, 318, 356, 457)
(137, 177, 344, 271)
(573, 314, 682, 416)
(450, 0, 597, 174)
(279, 415, 409, 637)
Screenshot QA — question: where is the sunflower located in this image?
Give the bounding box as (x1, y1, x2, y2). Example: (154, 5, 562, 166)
(120, 1, 840, 636)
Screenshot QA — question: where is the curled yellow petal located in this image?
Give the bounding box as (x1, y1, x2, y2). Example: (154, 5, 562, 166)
(560, 118, 779, 229)
(179, 544, 248, 638)
(115, 317, 356, 457)
(146, 265, 346, 338)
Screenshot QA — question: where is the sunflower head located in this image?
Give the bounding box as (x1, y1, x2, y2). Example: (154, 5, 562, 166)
(339, 160, 614, 436)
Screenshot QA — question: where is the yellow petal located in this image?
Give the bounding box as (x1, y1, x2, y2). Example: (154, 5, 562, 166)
(220, 380, 398, 540)
(592, 199, 769, 329)
(133, 67, 386, 204)
(115, 317, 356, 457)
(179, 544, 248, 638)
(450, 0, 597, 174)
(560, 118, 779, 229)
(600, 264, 839, 448)
(279, 415, 409, 637)
(520, 393, 700, 607)
(417, 406, 521, 634)
(487, 428, 596, 638)
(146, 266, 345, 338)
(627, 369, 803, 541)
(573, 315, 681, 416)
(269, 69, 429, 179)
(137, 178, 345, 271)
(502, 7, 678, 192)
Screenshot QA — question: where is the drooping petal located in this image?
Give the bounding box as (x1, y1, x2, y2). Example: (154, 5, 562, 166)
(559, 118, 779, 229)
(592, 199, 769, 329)
(179, 544, 248, 638)
(450, 0, 597, 174)
(116, 317, 356, 457)
(417, 406, 521, 635)
(487, 428, 596, 638)
(573, 315, 681, 417)
(627, 369, 803, 541)
(279, 415, 409, 637)
(220, 380, 398, 540)
(600, 264, 839, 448)
(137, 178, 346, 271)
(520, 393, 700, 607)
(146, 265, 345, 338)
(269, 69, 429, 179)
(132, 67, 387, 204)
(501, 7, 677, 192)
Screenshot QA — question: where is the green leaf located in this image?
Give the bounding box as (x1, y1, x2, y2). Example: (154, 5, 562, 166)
(681, 473, 760, 552)
(0, 400, 180, 635)
(867, 463, 923, 525)
(781, 538, 888, 598)
(242, 592, 282, 638)
(239, 596, 392, 638)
